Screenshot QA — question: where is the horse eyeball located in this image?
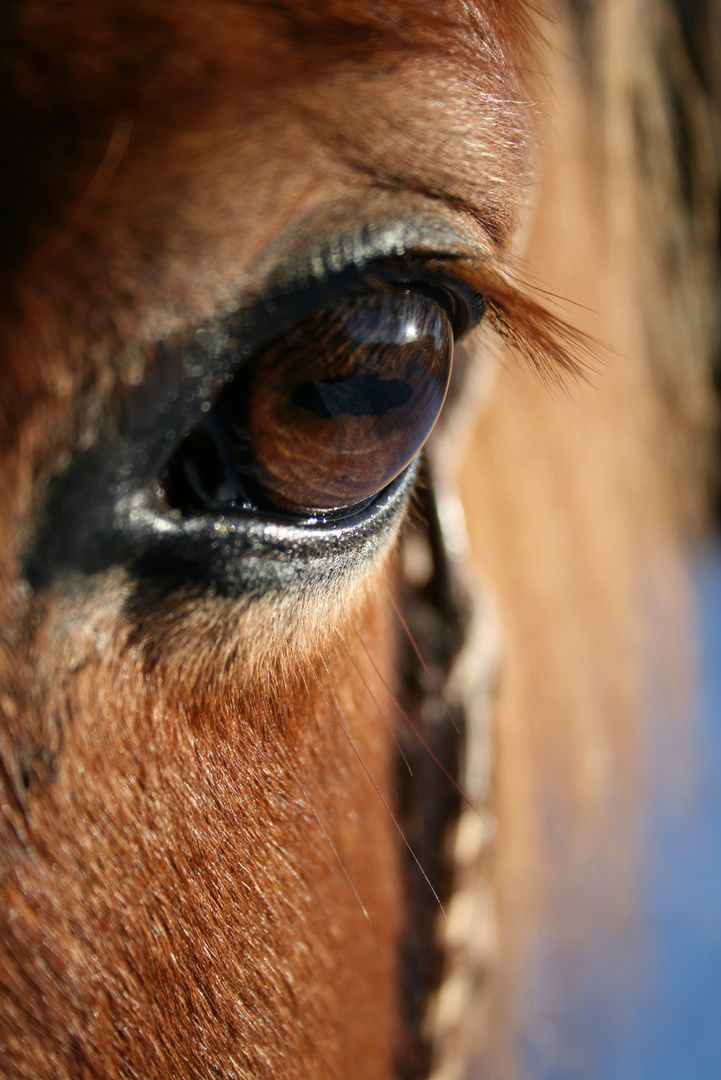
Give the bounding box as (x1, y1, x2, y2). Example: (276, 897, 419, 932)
(163, 288, 453, 519)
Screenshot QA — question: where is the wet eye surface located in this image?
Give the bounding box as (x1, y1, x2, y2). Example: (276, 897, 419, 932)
(162, 288, 453, 520)
(25, 248, 484, 597)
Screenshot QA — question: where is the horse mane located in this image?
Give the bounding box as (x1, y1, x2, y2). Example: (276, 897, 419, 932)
(465, 5, 719, 1073)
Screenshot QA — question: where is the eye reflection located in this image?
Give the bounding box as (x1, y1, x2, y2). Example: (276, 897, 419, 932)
(162, 288, 453, 519)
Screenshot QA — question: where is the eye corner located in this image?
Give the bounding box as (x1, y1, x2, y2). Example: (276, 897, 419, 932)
(354, 258, 486, 339)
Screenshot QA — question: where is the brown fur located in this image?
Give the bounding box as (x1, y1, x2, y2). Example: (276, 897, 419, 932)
(0, 1, 716, 1078)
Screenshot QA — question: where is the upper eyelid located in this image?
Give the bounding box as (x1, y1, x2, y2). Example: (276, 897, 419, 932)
(241, 205, 482, 301)
(222, 254, 485, 356)
(119, 255, 479, 453)
(243, 207, 588, 390)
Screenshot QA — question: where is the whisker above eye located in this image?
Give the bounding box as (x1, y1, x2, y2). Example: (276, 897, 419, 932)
(439, 256, 600, 389)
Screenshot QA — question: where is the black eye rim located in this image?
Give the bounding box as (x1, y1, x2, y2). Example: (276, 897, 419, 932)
(159, 279, 466, 527)
(24, 446, 423, 598)
(349, 261, 484, 339)
(224, 255, 485, 360)
(24, 255, 485, 597)
(151, 264, 484, 528)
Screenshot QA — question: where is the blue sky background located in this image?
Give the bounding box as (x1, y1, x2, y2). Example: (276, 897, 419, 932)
(520, 545, 721, 1080)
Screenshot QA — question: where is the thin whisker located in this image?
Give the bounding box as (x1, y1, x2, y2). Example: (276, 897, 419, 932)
(300, 645, 446, 918)
(381, 578, 460, 734)
(354, 626, 490, 827)
(335, 632, 413, 776)
(278, 742, 381, 956)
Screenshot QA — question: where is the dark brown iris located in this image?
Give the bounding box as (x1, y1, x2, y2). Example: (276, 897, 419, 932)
(163, 288, 453, 518)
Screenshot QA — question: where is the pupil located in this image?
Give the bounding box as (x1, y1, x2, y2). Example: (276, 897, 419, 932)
(290, 372, 413, 419)
(162, 288, 453, 518)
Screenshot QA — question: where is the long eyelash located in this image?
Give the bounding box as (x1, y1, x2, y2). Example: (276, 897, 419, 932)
(443, 257, 598, 388)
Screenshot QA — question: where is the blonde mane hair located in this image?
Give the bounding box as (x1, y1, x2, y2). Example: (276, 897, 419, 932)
(464, 2, 718, 1073)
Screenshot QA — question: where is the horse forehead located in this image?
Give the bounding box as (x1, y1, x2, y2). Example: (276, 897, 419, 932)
(82, 56, 528, 312)
(6, 0, 532, 274)
(2, 6, 532, 407)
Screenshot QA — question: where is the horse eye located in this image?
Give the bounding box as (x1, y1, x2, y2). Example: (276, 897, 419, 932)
(162, 287, 454, 519)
